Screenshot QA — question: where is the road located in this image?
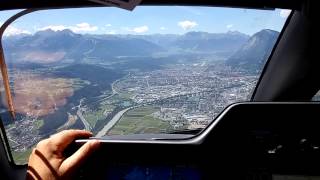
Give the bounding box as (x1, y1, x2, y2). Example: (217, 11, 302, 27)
(76, 98, 91, 131)
(96, 107, 132, 137)
(77, 109, 91, 131)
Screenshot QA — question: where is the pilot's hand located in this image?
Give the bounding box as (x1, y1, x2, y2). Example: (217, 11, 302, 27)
(26, 130, 100, 179)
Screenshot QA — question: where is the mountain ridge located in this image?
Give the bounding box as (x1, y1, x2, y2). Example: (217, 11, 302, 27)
(226, 29, 279, 72)
(3, 29, 278, 69)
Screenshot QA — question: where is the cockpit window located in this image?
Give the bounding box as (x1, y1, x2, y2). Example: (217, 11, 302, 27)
(0, 7, 289, 164)
(312, 90, 320, 101)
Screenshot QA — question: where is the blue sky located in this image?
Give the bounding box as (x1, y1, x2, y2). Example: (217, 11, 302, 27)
(0, 6, 290, 36)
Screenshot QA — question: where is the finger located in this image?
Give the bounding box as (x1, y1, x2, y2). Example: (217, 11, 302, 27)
(59, 140, 100, 175)
(50, 129, 93, 150)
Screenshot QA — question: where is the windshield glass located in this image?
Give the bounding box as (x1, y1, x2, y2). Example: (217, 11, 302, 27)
(0, 6, 289, 164)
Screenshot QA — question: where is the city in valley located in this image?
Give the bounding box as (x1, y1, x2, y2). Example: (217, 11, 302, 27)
(1, 61, 257, 163)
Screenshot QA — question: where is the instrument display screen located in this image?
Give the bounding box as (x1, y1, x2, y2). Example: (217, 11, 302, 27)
(104, 163, 202, 180)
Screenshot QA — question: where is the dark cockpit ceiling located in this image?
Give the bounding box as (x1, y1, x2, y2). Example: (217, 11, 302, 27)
(0, 0, 303, 11)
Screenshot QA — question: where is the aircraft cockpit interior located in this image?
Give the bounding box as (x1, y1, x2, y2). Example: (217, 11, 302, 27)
(0, 0, 319, 179)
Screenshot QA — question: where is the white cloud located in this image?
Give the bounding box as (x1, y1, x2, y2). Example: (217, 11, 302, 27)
(132, 26, 149, 33)
(130, 25, 149, 33)
(226, 24, 233, 29)
(39, 25, 67, 31)
(178, 20, 198, 30)
(280, 9, 291, 18)
(160, 27, 167, 30)
(4, 26, 31, 37)
(71, 23, 98, 32)
(105, 24, 112, 27)
(39, 22, 98, 33)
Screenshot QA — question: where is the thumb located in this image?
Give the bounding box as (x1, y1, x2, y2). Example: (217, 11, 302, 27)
(59, 140, 100, 175)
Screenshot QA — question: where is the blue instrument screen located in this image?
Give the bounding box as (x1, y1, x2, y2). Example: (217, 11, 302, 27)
(105, 164, 202, 180)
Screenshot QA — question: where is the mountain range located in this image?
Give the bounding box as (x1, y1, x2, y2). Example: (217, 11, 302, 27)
(3, 29, 279, 71)
(226, 29, 279, 72)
